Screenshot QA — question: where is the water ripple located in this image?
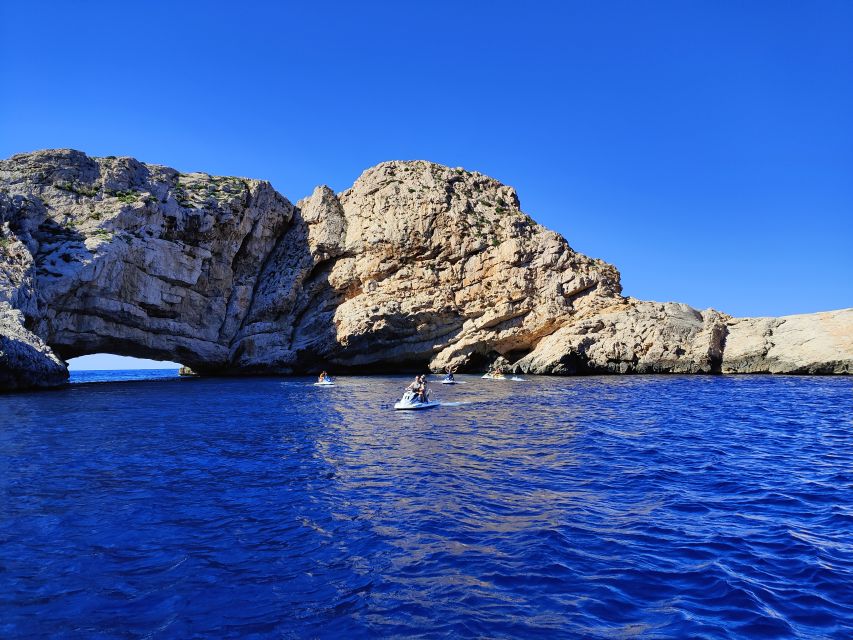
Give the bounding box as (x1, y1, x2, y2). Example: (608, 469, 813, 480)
(0, 374, 851, 638)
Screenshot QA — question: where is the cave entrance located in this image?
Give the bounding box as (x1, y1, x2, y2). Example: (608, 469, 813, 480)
(67, 353, 182, 372)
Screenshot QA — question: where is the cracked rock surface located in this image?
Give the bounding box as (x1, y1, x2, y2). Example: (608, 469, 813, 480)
(1, 150, 850, 389)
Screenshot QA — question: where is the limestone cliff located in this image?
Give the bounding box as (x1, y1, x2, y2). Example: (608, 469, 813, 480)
(0, 149, 849, 390)
(0, 149, 293, 382)
(514, 301, 851, 375)
(231, 161, 620, 372)
(721, 310, 852, 374)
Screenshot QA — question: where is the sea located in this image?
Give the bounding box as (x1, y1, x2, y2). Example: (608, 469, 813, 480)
(1, 371, 851, 639)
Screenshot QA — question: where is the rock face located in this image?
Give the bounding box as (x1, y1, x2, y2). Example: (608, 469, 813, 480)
(0, 303, 68, 390)
(0, 149, 850, 390)
(231, 161, 620, 372)
(0, 149, 293, 380)
(515, 299, 729, 374)
(722, 310, 852, 374)
(514, 301, 851, 375)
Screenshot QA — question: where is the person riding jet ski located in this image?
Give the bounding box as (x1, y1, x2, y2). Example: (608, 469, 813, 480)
(405, 374, 430, 402)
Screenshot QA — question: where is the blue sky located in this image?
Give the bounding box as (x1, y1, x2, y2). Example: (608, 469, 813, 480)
(2, 1, 851, 370)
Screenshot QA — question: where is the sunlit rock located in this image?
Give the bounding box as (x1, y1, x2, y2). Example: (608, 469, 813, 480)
(1, 150, 850, 390)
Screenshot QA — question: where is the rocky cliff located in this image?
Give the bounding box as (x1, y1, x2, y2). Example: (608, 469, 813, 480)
(1, 149, 850, 389)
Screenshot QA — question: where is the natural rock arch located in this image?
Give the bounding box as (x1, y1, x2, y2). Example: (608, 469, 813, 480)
(1, 150, 850, 390)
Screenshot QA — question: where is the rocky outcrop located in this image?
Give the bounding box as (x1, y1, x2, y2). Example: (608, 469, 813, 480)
(0, 304, 67, 390)
(514, 299, 729, 374)
(231, 162, 620, 372)
(722, 309, 852, 374)
(513, 302, 852, 375)
(0, 149, 850, 390)
(0, 149, 293, 381)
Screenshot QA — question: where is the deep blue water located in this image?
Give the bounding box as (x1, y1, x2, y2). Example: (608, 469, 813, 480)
(1, 374, 852, 639)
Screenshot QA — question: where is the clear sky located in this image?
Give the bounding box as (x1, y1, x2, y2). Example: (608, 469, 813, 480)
(2, 1, 851, 370)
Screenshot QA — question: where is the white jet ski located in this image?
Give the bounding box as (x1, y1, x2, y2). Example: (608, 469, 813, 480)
(314, 379, 335, 386)
(440, 376, 458, 385)
(481, 373, 507, 380)
(394, 390, 440, 410)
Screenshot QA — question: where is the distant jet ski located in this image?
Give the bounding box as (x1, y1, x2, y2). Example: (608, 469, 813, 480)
(394, 390, 439, 410)
(314, 370, 334, 386)
(481, 372, 507, 380)
(441, 374, 459, 385)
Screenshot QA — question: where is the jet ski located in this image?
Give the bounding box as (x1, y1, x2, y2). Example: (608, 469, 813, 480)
(394, 390, 439, 410)
(314, 378, 335, 386)
(441, 375, 458, 385)
(481, 372, 507, 380)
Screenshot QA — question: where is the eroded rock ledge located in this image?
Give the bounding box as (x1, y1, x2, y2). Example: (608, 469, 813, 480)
(1, 149, 850, 389)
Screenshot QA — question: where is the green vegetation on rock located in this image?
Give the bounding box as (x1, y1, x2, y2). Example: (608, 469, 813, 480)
(55, 181, 99, 197)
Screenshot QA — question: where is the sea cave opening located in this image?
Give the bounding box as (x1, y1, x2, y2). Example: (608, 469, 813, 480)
(67, 353, 182, 373)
